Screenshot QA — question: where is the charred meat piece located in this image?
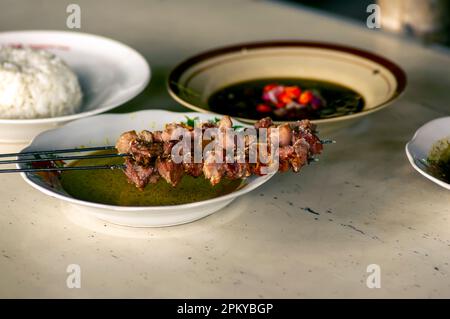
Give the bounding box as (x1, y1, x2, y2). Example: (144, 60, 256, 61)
(277, 123, 292, 147)
(183, 162, 203, 178)
(115, 131, 138, 154)
(292, 120, 323, 155)
(123, 157, 157, 189)
(156, 158, 184, 187)
(129, 142, 163, 166)
(254, 117, 273, 129)
(117, 131, 163, 165)
(138, 130, 154, 143)
(202, 151, 226, 186)
(225, 162, 250, 180)
(290, 138, 309, 172)
(218, 116, 232, 129)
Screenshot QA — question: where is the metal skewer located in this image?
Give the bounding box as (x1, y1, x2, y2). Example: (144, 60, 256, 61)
(0, 164, 126, 174)
(0, 135, 334, 173)
(320, 139, 336, 144)
(0, 145, 122, 174)
(0, 152, 128, 165)
(0, 145, 116, 159)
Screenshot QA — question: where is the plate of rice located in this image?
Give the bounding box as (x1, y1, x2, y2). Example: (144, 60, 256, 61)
(0, 30, 150, 143)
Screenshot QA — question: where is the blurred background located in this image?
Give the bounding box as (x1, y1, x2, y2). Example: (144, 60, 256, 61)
(286, 0, 450, 47)
(0, 0, 448, 116)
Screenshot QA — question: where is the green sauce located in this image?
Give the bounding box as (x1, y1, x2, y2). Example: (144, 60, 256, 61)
(60, 151, 243, 206)
(427, 138, 450, 183)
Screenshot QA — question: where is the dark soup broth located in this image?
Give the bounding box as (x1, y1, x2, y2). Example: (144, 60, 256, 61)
(208, 78, 364, 121)
(60, 151, 243, 206)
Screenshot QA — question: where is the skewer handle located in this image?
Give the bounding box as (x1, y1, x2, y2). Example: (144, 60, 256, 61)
(0, 164, 125, 174)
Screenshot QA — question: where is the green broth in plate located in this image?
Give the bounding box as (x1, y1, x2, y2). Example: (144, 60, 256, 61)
(60, 151, 244, 206)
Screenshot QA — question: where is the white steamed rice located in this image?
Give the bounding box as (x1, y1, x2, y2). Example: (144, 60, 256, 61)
(0, 46, 82, 119)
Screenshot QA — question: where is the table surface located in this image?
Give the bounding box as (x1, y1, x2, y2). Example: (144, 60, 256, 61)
(0, 0, 450, 298)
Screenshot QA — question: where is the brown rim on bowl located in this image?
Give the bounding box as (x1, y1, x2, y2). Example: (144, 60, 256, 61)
(167, 41, 407, 125)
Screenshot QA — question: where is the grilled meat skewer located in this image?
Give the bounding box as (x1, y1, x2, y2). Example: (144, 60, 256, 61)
(116, 117, 323, 189)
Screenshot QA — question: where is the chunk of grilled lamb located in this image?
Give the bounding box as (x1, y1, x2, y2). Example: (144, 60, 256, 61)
(123, 157, 158, 189)
(138, 130, 154, 143)
(290, 138, 310, 172)
(116, 130, 163, 165)
(224, 162, 250, 180)
(183, 162, 203, 177)
(156, 158, 184, 187)
(218, 116, 232, 129)
(277, 123, 292, 147)
(254, 117, 273, 129)
(129, 141, 164, 166)
(203, 151, 225, 186)
(291, 120, 323, 154)
(115, 131, 138, 154)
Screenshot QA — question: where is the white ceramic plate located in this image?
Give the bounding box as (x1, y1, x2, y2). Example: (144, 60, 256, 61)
(406, 116, 450, 190)
(19, 110, 275, 227)
(0, 30, 150, 143)
(168, 41, 406, 128)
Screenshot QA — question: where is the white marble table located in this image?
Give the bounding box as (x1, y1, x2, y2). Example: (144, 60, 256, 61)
(0, 0, 449, 298)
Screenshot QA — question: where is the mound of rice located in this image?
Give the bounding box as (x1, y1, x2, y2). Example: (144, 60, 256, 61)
(0, 46, 82, 119)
